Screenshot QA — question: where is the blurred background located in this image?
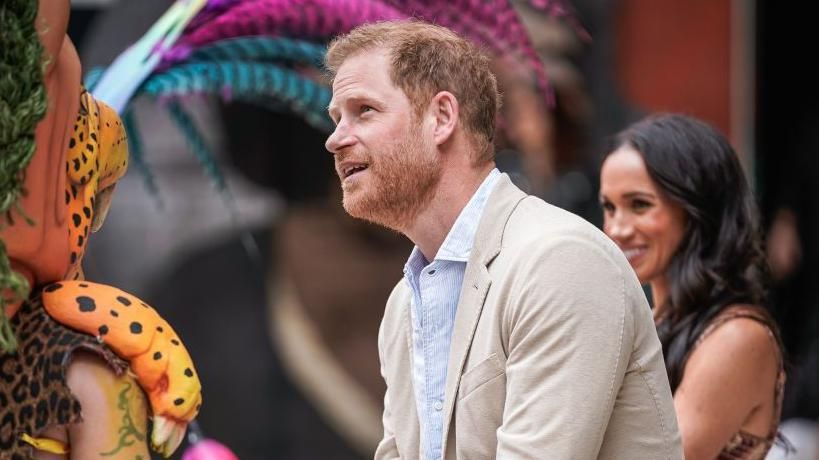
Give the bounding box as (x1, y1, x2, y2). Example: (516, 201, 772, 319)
(65, 0, 818, 458)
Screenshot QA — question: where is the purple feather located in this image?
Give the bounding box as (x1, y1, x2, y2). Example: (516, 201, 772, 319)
(163, 0, 583, 103)
(164, 0, 405, 66)
(184, 0, 243, 35)
(381, 0, 553, 102)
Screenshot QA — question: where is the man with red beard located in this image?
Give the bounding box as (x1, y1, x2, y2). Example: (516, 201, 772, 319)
(324, 21, 682, 459)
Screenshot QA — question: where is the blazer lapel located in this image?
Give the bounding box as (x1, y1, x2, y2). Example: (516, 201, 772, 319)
(440, 262, 491, 444)
(439, 175, 528, 455)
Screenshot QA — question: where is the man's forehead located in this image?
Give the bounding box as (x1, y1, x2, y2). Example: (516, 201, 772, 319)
(329, 52, 394, 104)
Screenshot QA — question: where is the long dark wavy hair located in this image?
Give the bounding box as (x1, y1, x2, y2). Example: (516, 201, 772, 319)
(608, 114, 772, 392)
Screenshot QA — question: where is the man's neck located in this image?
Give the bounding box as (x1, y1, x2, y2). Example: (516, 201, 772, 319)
(404, 162, 495, 261)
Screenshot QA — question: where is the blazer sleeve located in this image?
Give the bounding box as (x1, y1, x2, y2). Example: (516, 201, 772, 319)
(496, 236, 633, 459)
(374, 312, 401, 459)
(374, 391, 401, 459)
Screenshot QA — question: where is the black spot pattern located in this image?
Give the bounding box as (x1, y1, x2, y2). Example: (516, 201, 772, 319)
(76, 296, 96, 312)
(43, 284, 62, 293)
(116, 296, 131, 306)
(173, 398, 184, 406)
(71, 214, 81, 227)
(184, 368, 193, 378)
(98, 325, 108, 336)
(129, 322, 142, 334)
(153, 352, 162, 360)
(110, 310, 119, 318)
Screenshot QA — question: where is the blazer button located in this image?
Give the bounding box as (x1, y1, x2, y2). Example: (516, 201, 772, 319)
(433, 400, 443, 411)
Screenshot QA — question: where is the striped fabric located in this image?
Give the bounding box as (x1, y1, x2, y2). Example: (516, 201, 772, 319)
(403, 169, 501, 460)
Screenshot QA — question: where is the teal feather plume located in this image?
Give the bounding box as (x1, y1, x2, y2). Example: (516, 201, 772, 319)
(141, 61, 332, 131)
(165, 101, 228, 195)
(122, 109, 164, 207)
(189, 37, 326, 67)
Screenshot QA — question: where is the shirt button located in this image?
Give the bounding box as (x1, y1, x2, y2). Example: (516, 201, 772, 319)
(433, 400, 443, 411)
(428, 269, 437, 276)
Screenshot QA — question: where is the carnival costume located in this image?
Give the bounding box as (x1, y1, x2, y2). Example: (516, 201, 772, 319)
(0, 2, 200, 458)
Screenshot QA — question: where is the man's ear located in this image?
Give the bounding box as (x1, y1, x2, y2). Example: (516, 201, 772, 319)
(429, 91, 459, 146)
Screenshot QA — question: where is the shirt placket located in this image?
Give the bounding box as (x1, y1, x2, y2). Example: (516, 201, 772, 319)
(422, 262, 445, 460)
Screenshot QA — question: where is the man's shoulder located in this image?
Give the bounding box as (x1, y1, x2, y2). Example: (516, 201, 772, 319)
(491, 195, 651, 319)
(502, 196, 623, 264)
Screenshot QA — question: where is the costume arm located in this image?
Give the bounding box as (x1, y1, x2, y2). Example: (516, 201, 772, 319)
(42, 281, 202, 457)
(66, 352, 151, 459)
(495, 237, 633, 459)
(36, 0, 70, 76)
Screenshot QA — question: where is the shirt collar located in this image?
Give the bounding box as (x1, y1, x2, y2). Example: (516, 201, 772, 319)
(404, 168, 501, 276)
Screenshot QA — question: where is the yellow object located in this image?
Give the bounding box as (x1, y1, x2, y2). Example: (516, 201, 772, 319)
(19, 433, 69, 454)
(63, 89, 129, 281)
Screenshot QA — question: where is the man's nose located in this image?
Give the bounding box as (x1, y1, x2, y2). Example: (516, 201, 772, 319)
(325, 122, 354, 155)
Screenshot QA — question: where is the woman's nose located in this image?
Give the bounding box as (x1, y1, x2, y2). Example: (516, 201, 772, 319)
(605, 212, 635, 243)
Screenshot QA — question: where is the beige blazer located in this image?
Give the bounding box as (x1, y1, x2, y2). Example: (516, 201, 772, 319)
(375, 175, 682, 459)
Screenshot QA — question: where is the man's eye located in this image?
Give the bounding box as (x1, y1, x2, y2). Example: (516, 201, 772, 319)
(360, 105, 374, 114)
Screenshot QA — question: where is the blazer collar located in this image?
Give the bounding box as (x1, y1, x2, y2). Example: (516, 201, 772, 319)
(440, 174, 528, 453)
(468, 173, 529, 269)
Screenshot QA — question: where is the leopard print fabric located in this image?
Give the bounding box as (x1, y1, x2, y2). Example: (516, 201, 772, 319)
(0, 291, 126, 460)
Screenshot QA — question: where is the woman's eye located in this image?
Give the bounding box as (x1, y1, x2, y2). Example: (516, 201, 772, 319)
(632, 199, 652, 211)
(601, 201, 615, 213)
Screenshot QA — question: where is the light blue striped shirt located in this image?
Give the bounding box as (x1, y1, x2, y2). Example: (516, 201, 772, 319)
(403, 168, 501, 460)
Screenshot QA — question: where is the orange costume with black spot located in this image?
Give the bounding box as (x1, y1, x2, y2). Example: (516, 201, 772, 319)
(0, 10, 201, 457)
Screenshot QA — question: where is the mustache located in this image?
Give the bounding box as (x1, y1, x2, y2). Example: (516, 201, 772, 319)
(335, 150, 372, 171)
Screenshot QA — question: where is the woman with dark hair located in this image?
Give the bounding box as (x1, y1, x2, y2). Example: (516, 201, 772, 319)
(599, 114, 784, 459)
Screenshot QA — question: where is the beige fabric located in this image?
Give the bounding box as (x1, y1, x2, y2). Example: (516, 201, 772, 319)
(375, 175, 683, 459)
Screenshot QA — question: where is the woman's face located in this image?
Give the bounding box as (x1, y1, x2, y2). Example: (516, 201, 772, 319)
(600, 146, 687, 284)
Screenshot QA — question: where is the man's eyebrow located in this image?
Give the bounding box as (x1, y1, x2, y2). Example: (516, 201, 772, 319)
(327, 94, 379, 117)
